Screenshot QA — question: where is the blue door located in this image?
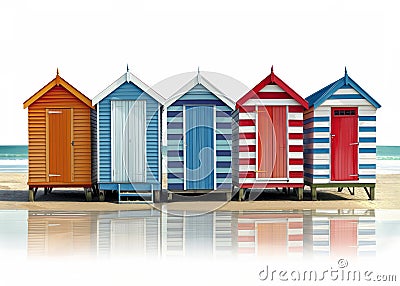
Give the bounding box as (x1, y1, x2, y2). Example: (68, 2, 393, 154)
(185, 106, 214, 190)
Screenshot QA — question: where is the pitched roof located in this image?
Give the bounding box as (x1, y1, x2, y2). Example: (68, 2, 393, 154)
(236, 67, 308, 109)
(163, 72, 236, 109)
(23, 70, 93, 109)
(92, 70, 165, 105)
(306, 69, 381, 109)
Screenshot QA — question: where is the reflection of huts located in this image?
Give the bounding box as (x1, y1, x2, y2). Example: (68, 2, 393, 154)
(96, 210, 160, 257)
(237, 211, 303, 257)
(27, 211, 96, 257)
(161, 211, 236, 257)
(303, 209, 376, 257)
(92, 69, 164, 203)
(233, 67, 308, 200)
(304, 69, 381, 200)
(165, 72, 235, 197)
(23, 70, 96, 202)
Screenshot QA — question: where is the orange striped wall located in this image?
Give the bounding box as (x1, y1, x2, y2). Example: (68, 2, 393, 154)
(27, 85, 92, 186)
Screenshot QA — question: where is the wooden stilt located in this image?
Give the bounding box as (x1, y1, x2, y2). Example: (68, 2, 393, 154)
(239, 188, 244, 202)
(311, 186, 317, 201)
(297, 188, 303, 201)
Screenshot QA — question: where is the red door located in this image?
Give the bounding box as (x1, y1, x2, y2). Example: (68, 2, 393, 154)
(331, 107, 358, 181)
(330, 219, 358, 257)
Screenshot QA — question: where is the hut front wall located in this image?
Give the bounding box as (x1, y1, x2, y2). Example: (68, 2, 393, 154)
(97, 82, 160, 184)
(233, 88, 304, 189)
(167, 84, 232, 191)
(304, 86, 377, 185)
(27, 85, 92, 185)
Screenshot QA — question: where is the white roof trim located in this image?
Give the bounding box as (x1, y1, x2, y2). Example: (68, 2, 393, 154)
(163, 72, 235, 109)
(92, 71, 165, 105)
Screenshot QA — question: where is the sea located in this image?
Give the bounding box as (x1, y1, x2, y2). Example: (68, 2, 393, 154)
(0, 145, 399, 173)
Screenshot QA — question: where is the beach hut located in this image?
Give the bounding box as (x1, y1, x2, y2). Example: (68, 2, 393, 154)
(304, 69, 381, 200)
(164, 72, 235, 198)
(92, 68, 164, 203)
(23, 70, 96, 202)
(232, 67, 308, 200)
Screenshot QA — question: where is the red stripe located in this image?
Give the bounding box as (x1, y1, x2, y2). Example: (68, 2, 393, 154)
(238, 236, 255, 242)
(239, 171, 256, 178)
(238, 248, 254, 254)
(289, 145, 303, 152)
(288, 222, 303, 229)
(289, 120, 303, 127)
(239, 145, 256, 152)
(289, 158, 303, 165)
(239, 133, 256, 139)
(257, 92, 291, 99)
(288, 246, 303, 253)
(238, 106, 256, 112)
(240, 158, 256, 165)
(289, 133, 303, 139)
(239, 119, 255, 126)
(238, 223, 255, 230)
(289, 171, 303, 178)
(240, 183, 304, 188)
(289, 106, 304, 112)
(288, 234, 303, 241)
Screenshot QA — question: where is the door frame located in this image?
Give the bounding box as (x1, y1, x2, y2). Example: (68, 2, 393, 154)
(183, 105, 216, 190)
(45, 108, 74, 183)
(330, 107, 359, 181)
(255, 105, 289, 181)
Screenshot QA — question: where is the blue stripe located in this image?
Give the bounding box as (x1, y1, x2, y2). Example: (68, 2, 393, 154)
(167, 134, 183, 140)
(217, 134, 231, 140)
(304, 148, 329, 154)
(305, 173, 330, 179)
(359, 116, 376, 121)
(217, 183, 231, 189)
(359, 175, 376, 179)
(360, 127, 376, 132)
(304, 116, 330, 125)
(359, 164, 376, 169)
(217, 162, 231, 168)
(217, 173, 232, 178)
(167, 111, 182, 117)
(304, 138, 329, 144)
(330, 94, 364, 99)
(359, 137, 376, 143)
(216, 110, 232, 117)
(216, 122, 231, 129)
(168, 122, 183, 129)
(304, 127, 329, 134)
(168, 150, 183, 157)
(360, 148, 376, 153)
(168, 173, 184, 179)
(168, 183, 184, 190)
(304, 164, 329, 169)
(174, 100, 226, 106)
(216, 150, 231, 156)
(168, 161, 183, 168)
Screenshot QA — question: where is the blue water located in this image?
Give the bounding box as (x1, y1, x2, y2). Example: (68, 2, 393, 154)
(0, 145, 399, 173)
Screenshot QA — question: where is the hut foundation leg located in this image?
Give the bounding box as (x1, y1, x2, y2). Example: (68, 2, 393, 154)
(311, 187, 317, 201)
(238, 188, 244, 202)
(365, 186, 375, 200)
(297, 188, 303, 201)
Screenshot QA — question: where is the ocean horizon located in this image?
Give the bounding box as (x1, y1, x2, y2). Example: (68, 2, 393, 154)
(0, 145, 399, 174)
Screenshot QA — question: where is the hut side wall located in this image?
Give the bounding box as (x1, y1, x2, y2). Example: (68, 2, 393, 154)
(97, 82, 160, 183)
(91, 108, 97, 183)
(304, 86, 377, 184)
(27, 85, 92, 185)
(167, 84, 232, 191)
(231, 109, 240, 188)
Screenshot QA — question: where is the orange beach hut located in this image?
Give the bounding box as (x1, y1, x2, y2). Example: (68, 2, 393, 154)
(23, 70, 96, 201)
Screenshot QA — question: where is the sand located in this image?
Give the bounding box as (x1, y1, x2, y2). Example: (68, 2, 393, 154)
(0, 172, 399, 211)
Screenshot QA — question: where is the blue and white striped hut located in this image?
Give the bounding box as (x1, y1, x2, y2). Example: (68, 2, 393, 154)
(304, 68, 381, 200)
(92, 68, 164, 203)
(164, 72, 235, 198)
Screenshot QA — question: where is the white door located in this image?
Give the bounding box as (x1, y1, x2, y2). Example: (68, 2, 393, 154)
(112, 100, 146, 182)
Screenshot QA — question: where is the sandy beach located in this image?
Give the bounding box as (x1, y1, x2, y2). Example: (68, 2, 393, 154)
(0, 172, 399, 211)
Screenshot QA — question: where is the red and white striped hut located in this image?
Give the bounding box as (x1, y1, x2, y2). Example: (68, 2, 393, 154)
(232, 67, 308, 200)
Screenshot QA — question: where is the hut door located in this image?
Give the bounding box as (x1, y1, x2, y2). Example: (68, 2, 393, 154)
(47, 108, 72, 183)
(331, 108, 358, 181)
(112, 100, 146, 183)
(257, 222, 288, 256)
(330, 219, 358, 256)
(257, 106, 288, 179)
(185, 106, 215, 190)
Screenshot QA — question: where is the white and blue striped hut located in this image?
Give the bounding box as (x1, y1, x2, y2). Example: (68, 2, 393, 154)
(164, 72, 235, 198)
(304, 69, 381, 200)
(92, 68, 164, 203)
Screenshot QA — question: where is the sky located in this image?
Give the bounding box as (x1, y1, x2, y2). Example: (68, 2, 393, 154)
(1, 0, 399, 146)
